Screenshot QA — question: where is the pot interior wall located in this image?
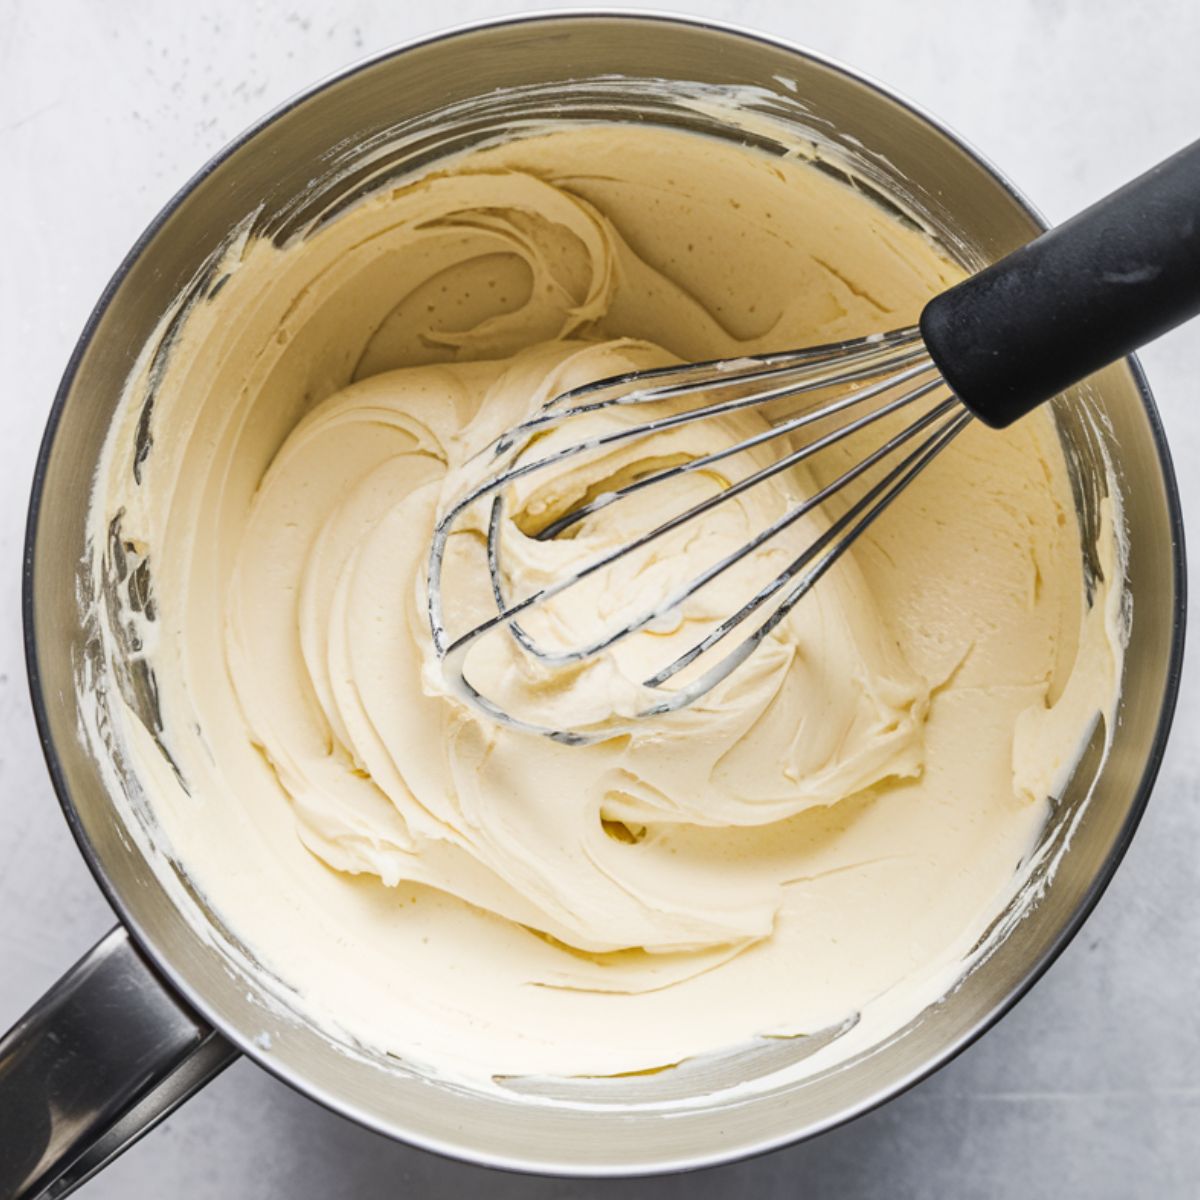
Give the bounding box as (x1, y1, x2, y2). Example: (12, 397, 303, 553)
(28, 15, 1181, 1173)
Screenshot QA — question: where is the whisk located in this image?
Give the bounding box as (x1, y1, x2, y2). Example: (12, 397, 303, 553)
(428, 138, 1200, 743)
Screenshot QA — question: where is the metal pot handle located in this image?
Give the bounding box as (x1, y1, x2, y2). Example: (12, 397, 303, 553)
(0, 924, 238, 1198)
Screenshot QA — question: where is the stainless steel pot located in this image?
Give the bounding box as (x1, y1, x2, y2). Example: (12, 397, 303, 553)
(0, 13, 1185, 1195)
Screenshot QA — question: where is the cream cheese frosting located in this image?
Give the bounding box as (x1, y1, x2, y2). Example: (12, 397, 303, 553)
(88, 124, 1123, 1085)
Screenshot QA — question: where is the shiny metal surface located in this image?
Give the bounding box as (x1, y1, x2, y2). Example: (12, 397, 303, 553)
(428, 328, 970, 742)
(13, 10, 1185, 1183)
(0, 926, 235, 1198)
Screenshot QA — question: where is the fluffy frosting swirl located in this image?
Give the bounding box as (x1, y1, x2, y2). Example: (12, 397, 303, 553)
(229, 334, 930, 956)
(90, 124, 1121, 1082)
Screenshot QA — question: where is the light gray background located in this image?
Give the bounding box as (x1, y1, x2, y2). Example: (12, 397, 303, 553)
(4, 1, 1199, 1196)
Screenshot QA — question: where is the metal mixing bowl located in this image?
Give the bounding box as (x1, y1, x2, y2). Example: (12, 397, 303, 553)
(1, 13, 1184, 1195)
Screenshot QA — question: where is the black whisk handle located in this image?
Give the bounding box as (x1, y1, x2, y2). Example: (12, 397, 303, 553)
(920, 137, 1200, 428)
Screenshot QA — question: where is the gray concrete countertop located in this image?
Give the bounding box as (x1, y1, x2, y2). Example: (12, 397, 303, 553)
(4, 1, 1198, 1195)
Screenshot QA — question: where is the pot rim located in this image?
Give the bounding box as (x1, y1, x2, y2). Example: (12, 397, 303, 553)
(23, 8, 1187, 1177)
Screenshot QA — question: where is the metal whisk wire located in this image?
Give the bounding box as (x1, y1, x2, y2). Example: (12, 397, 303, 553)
(427, 328, 971, 743)
(426, 136, 1200, 742)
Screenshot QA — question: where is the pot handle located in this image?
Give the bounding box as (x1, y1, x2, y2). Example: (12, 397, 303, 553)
(0, 924, 238, 1198)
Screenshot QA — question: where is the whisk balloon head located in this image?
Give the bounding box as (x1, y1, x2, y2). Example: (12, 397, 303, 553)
(427, 327, 970, 744)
